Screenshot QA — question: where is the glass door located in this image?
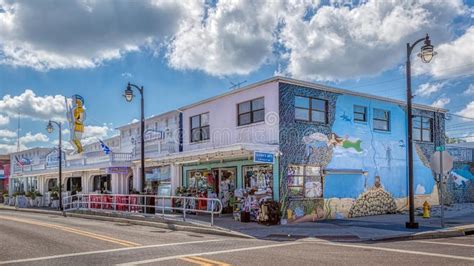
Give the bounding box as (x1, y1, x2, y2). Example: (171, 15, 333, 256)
(213, 167, 236, 213)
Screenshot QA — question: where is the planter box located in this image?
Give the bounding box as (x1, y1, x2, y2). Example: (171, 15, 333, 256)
(35, 197, 44, 207)
(3, 196, 9, 205)
(9, 197, 15, 206)
(51, 200, 59, 208)
(16, 196, 28, 208)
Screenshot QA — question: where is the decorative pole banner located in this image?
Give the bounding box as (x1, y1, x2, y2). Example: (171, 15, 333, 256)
(66, 95, 86, 153)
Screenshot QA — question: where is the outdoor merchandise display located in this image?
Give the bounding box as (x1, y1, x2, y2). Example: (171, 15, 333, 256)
(182, 164, 279, 223)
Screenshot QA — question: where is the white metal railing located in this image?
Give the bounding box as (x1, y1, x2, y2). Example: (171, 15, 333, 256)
(62, 193, 223, 226)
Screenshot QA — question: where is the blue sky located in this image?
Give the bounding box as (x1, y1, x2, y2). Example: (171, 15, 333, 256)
(0, 0, 473, 153)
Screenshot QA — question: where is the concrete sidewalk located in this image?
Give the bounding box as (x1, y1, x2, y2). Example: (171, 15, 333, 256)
(2, 203, 474, 242)
(191, 203, 474, 241)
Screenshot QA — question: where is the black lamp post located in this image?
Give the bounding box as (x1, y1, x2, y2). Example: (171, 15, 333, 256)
(123, 82, 145, 192)
(405, 34, 436, 229)
(46, 120, 63, 211)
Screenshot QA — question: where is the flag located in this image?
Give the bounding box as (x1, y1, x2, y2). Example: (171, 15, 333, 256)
(14, 156, 24, 168)
(99, 139, 111, 155)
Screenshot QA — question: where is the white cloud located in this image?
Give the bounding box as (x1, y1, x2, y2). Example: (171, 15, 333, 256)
(0, 0, 199, 71)
(0, 143, 27, 154)
(0, 0, 470, 81)
(19, 132, 49, 144)
(431, 97, 450, 108)
(280, 0, 466, 81)
(167, 0, 283, 76)
(413, 26, 474, 79)
(121, 72, 133, 78)
(0, 129, 16, 138)
(457, 101, 474, 120)
(0, 89, 67, 122)
(416, 82, 445, 97)
(0, 114, 9, 126)
(463, 84, 474, 95)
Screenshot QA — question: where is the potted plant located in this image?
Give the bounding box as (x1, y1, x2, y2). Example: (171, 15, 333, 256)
(13, 191, 27, 208)
(34, 191, 43, 207)
(26, 190, 36, 207)
(2, 191, 8, 205)
(50, 185, 60, 208)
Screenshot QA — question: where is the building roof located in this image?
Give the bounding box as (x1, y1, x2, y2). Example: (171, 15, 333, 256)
(115, 110, 179, 130)
(178, 76, 448, 113)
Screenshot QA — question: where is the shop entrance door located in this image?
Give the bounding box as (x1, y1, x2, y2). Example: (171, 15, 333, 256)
(212, 167, 236, 213)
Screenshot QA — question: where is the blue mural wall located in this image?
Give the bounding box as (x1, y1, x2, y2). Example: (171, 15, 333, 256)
(446, 147, 474, 203)
(278, 82, 445, 221)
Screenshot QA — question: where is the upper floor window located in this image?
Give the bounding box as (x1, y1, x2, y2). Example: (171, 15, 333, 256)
(295, 96, 328, 123)
(413, 116, 433, 142)
(237, 98, 265, 126)
(190, 113, 210, 142)
(373, 108, 390, 131)
(353, 105, 367, 122)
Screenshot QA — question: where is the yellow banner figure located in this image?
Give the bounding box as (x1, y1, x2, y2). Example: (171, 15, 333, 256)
(66, 95, 86, 153)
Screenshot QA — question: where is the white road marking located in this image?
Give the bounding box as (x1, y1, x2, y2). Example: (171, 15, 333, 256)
(118, 241, 302, 265)
(0, 239, 225, 265)
(415, 240, 474, 248)
(311, 241, 474, 262)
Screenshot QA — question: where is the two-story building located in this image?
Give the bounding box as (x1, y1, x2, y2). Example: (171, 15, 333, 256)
(8, 76, 446, 222)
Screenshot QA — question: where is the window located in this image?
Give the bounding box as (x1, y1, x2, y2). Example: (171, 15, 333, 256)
(287, 165, 322, 198)
(413, 116, 433, 142)
(190, 113, 210, 142)
(353, 105, 367, 122)
(93, 175, 111, 193)
(237, 98, 265, 126)
(145, 166, 171, 194)
(373, 108, 390, 131)
(295, 96, 328, 123)
(243, 165, 273, 194)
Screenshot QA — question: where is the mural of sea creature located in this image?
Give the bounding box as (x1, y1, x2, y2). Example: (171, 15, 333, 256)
(329, 133, 363, 152)
(451, 171, 469, 186)
(340, 112, 351, 122)
(398, 140, 405, 148)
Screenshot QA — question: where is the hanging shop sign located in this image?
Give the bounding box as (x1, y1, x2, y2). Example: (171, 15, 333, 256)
(253, 151, 274, 164)
(106, 167, 129, 174)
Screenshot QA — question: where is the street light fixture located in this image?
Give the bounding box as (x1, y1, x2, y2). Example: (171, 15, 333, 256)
(46, 120, 63, 212)
(405, 33, 436, 229)
(123, 82, 145, 192)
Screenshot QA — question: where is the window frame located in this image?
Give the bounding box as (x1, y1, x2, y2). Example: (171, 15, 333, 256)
(373, 108, 390, 132)
(413, 116, 433, 142)
(237, 97, 265, 126)
(353, 105, 367, 122)
(287, 165, 323, 199)
(190, 113, 210, 143)
(294, 96, 328, 124)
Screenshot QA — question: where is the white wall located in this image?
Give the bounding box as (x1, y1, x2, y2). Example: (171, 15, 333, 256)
(182, 81, 279, 151)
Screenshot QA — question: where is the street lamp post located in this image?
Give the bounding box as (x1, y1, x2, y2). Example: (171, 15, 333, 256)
(405, 34, 436, 229)
(46, 120, 63, 211)
(123, 82, 145, 192)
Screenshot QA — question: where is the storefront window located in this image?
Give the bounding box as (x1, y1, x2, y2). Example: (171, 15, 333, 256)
(47, 179, 58, 191)
(287, 165, 322, 198)
(66, 177, 82, 192)
(243, 165, 273, 195)
(93, 175, 111, 193)
(145, 166, 171, 194)
(187, 169, 215, 192)
(26, 177, 38, 192)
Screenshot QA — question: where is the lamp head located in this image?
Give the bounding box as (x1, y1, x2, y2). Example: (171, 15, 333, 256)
(418, 34, 437, 63)
(46, 121, 54, 133)
(123, 83, 134, 102)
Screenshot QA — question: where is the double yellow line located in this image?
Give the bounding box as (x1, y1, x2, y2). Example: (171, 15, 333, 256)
(0, 215, 140, 247)
(180, 256, 230, 266)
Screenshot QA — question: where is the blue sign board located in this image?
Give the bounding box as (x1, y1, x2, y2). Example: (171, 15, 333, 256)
(254, 151, 274, 164)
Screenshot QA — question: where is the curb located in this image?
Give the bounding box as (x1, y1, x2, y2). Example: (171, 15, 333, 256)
(366, 227, 474, 242)
(0, 206, 253, 239)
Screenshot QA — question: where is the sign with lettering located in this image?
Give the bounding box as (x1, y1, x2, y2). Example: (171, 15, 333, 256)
(106, 167, 129, 174)
(254, 151, 274, 164)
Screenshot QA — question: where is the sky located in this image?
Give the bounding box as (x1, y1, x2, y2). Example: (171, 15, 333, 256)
(0, 0, 473, 154)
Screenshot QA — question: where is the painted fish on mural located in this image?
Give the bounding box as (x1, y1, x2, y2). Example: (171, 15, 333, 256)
(329, 133, 363, 153)
(340, 111, 351, 122)
(451, 171, 470, 186)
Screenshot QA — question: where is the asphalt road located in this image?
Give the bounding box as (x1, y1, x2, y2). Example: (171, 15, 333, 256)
(0, 210, 473, 265)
